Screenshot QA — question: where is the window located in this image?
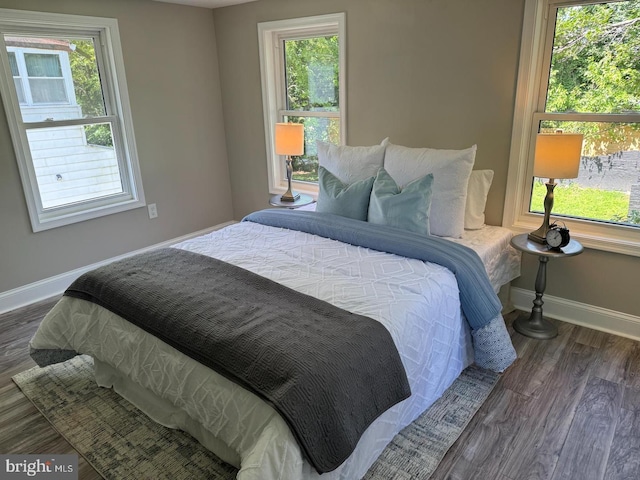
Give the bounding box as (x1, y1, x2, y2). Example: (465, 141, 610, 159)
(23, 52, 68, 104)
(258, 13, 345, 195)
(504, 0, 640, 256)
(0, 10, 145, 231)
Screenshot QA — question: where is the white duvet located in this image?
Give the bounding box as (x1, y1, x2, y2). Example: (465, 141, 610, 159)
(30, 221, 512, 480)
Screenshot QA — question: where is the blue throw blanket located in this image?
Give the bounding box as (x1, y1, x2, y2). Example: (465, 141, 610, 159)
(244, 209, 501, 331)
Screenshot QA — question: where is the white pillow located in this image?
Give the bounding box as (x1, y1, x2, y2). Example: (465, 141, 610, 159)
(382, 140, 477, 238)
(317, 141, 385, 185)
(465, 170, 494, 230)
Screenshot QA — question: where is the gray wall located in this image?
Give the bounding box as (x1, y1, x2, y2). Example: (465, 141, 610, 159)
(0, 0, 233, 293)
(2, 0, 637, 319)
(213, 0, 640, 318)
(215, 0, 523, 224)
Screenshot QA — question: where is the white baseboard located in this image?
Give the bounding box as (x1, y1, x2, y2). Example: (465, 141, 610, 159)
(0, 221, 236, 314)
(510, 287, 640, 341)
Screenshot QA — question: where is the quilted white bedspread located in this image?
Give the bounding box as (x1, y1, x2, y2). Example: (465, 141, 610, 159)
(449, 226, 521, 293)
(30, 220, 515, 480)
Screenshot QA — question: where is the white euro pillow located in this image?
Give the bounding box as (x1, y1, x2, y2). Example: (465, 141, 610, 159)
(317, 141, 385, 185)
(465, 170, 494, 230)
(382, 140, 477, 238)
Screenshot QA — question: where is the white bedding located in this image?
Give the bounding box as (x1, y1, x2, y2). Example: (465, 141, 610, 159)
(297, 203, 521, 293)
(449, 226, 521, 293)
(30, 220, 518, 480)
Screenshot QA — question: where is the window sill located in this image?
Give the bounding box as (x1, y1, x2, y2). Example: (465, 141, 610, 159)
(31, 197, 146, 232)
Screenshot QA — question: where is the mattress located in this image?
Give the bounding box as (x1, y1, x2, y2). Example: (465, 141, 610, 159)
(30, 219, 517, 480)
(447, 226, 521, 293)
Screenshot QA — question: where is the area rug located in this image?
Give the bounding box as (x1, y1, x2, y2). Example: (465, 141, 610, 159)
(13, 356, 499, 479)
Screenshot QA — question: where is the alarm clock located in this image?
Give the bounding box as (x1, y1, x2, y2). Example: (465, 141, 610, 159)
(545, 223, 570, 249)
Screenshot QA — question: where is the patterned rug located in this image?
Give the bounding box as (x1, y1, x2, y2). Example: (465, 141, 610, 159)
(13, 356, 499, 479)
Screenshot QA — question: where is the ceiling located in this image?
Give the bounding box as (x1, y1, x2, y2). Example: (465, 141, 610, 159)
(151, 0, 257, 8)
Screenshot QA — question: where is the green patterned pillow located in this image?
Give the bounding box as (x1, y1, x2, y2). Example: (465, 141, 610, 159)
(316, 166, 375, 221)
(368, 167, 434, 235)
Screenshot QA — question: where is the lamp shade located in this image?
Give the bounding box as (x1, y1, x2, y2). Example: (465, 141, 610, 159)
(533, 133, 583, 179)
(275, 123, 304, 156)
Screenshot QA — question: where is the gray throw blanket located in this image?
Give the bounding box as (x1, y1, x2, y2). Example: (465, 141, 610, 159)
(58, 248, 411, 474)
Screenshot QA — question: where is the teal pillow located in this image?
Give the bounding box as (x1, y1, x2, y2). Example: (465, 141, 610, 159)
(368, 168, 434, 235)
(316, 166, 375, 221)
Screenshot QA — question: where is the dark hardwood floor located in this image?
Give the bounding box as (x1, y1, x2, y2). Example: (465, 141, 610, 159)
(1, 298, 639, 479)
(0, 297, 101, 479)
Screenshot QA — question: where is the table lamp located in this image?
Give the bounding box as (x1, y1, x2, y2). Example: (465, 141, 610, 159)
(528, 132, 583, 244)
(275, 122, 304, 202)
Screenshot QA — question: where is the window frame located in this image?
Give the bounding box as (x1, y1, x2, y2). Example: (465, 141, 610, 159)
(0, 8, 145, 232)
(504, 0, 640, 257)
(8, 51, 27, 104)
(258, 13, 346, 197)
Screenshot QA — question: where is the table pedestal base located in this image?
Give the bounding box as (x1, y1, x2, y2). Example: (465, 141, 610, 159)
(513, 311, 558, 339)
(514, 254, 558, 339)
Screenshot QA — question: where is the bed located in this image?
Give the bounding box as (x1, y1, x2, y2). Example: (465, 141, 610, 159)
(28, 140, 521, 480)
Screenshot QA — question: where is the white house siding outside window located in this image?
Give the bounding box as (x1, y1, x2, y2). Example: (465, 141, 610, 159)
(504, 0, 640, 256)
(258, 13, 346, 196)
(0, 10, 145, 232)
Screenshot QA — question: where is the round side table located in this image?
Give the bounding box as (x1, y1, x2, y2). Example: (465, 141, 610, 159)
(269, 193, 315, 209)
(510, 233, 583, 339)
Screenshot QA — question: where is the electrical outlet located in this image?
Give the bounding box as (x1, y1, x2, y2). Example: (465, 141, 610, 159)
(148, 203, 158, 219)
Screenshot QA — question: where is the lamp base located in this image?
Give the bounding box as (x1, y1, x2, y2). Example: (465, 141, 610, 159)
(528, 225, 549, 244)
(528, 180, 556, 245)
(281, 155, 300, 202)
(280, 191, 300, 202)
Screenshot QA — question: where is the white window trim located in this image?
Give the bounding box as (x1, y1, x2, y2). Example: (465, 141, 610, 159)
(0, 8, 145, 232)
(258, 13, 346, 197)
(503, 0, 640, 257)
